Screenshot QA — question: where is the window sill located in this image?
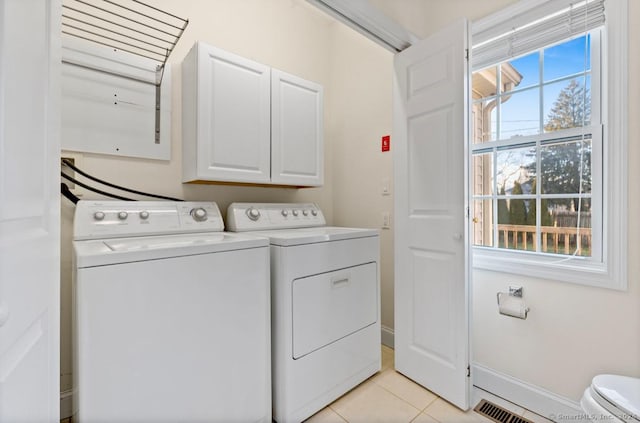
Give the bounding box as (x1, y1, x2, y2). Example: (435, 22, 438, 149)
(472, 247, 625, 290)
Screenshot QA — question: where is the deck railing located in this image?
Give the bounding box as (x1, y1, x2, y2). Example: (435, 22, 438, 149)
(497, 224, 592, 255)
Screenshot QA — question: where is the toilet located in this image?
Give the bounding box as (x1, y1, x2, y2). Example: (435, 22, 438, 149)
(581, 375, 640, 422)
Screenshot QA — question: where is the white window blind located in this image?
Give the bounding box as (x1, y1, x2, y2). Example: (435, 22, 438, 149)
(472, 0, 605, 70)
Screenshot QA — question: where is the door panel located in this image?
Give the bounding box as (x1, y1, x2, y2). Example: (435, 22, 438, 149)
(0, 0, 60, 421)
(393, 18, 470, 410)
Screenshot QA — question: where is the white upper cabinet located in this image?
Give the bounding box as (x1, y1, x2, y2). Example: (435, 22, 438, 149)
(182, 42, 324, 187)
(271, 69, 323, 186)
(182, 42, 271, 183)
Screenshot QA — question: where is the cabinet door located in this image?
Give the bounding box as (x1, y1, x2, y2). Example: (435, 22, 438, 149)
(271, 69, 323, 186)
(195, 43, 271, 183)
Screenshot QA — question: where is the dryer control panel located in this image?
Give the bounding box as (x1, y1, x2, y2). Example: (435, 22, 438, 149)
(226, 203, 326, 231)
(74, 201, 224, 240)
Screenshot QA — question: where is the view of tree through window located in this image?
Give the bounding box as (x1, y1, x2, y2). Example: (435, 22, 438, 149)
(472, 34, 597, 257)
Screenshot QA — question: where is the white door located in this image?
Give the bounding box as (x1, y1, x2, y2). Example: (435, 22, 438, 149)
(194, 43, 271, 183)
(393, 19, 470, 410)
(0, 0, 60, 421)
(271, 69, 323, 187)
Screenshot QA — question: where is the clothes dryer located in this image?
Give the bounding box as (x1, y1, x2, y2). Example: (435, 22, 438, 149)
(227, 202, 380, 423)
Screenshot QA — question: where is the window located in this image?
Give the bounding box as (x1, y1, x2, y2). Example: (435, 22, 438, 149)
(470, 0, 627, 290)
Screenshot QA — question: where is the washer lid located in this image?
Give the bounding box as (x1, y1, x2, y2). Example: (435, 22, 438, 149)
(592, 374, 640, 420)
(249, 226, 378, 246)
(74, 232, 268, 268)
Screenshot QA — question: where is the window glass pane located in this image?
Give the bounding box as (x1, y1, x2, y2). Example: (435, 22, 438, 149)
(543, 35, 591, 81)
(496, 146, 536, 195)
(505, 52, 539, 90)
(473, 199, 493, 247)
(496, 197, 536, 252)
(541, 198, 592, 257)
(499, 88, 540, 139)
(472, 152, 494, 196)
(472, 99, 497, 143)
(543, 76, 591, 131)
(540, 139, 591, 194)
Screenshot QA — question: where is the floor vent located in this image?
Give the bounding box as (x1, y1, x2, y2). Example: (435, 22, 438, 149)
(474, 399, 534, 423)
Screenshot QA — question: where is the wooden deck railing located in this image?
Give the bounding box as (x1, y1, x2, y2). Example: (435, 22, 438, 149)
(497, 224, 592, 255)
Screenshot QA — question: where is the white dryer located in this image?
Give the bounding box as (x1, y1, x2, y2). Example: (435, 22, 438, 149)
(72, 201, 271, 422)
(226, 203, 380, 423)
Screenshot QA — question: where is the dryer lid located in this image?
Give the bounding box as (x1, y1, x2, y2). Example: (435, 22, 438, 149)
(249, 226, 379, 246)
(592, 374, 640, 420)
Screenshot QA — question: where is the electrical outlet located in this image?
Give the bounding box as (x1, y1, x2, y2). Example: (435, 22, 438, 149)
(382, 212, 391, 229)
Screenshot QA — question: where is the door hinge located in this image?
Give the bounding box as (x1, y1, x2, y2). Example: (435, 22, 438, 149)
(465, 48, 469, 60)
(466, 206, 470, 218)
(467, 365, 471, 377)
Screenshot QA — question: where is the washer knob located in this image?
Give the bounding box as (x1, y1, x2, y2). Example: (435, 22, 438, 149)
(93, 211, 105, 221)
(191, 207, 208, 222)
(302, 209, 309, 216)
(246, 207, 261, 221)
(139, 210, 150, 220)
(281, 209, 289, 217)
(117, 211, 128, 220)
(311, 209, 318, 216)
(292, 209, 299, 217)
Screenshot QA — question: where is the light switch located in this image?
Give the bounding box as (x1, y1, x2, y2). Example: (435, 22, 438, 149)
(381, 177, 391, 196)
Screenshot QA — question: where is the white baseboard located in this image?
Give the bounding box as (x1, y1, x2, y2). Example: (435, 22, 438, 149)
(60, 389, 73, 419)
(381, 325, 394, 348)
(473, 363, 582, 421)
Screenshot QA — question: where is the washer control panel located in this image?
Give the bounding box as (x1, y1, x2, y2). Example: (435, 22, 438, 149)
(226, 203, 326, 232)
(74, 201, 224, 240)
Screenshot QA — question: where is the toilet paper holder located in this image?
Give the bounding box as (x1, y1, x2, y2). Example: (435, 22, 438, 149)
(495, 286, 523, 302)
(508, 286, 523, 298)
(496, 286, 529, 319)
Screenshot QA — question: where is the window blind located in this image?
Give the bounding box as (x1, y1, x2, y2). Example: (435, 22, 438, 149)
(471, 0, 605, 70)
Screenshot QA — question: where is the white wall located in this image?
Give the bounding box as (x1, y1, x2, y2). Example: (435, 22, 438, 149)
(326, 23, 394, 335)
(60, 0, 342, 394)
(377, 0, 640, 404)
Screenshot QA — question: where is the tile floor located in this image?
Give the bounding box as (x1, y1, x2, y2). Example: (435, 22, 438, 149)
(304, 345, 554, 423)
(60, 345, 554, 423)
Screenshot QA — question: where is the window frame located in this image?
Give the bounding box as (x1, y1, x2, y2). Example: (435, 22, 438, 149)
(470, 0, 628, 290)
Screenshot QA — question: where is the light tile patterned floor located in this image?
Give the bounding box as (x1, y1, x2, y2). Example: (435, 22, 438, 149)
(61, 345, 553, 423)
(304, 345, 554, 423)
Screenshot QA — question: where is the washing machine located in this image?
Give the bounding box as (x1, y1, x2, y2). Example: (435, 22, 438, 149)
(72, 200, 270, 422)
(226, 202, 380, 423)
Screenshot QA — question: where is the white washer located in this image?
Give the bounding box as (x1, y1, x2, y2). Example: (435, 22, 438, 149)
(227, 202, 381, 423)
(72, 201, 271, 422)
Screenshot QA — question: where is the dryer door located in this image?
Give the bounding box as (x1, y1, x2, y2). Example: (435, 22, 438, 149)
(292, 262, 377, 359)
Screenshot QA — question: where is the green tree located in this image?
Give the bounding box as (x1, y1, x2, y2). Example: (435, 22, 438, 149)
(544, 79, 591, 131)
(526, 179, 553, 228)
(509, 181, 527, 225)
(526, 180, 537, 226)
(528, 79, 591, 210)
(497, 185, 509, 224)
